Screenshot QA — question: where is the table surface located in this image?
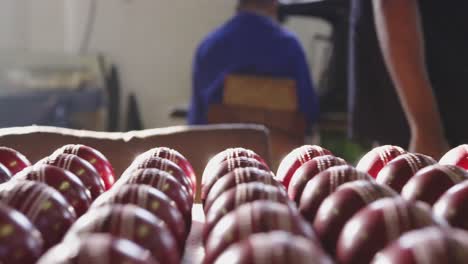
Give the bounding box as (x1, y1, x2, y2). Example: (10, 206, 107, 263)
(183, 204, 205, 264)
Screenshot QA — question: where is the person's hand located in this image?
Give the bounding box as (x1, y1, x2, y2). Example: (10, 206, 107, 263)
(409, 131, 450, 160)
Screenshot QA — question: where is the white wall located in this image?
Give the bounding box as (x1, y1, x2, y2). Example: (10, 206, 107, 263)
(284, 17, 331, 93)
(67, 0, 240, 128)
(0, 0, 67, 52)
(29, 0, 66, 52)
(0, 0, 330, 129)
(0, 0, 29, 50)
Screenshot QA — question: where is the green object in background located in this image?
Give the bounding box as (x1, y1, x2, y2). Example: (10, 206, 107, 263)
(320, 130, 369, 165)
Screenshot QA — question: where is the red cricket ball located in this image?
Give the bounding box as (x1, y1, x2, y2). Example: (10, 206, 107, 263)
(91, 184, 186, 251)
(0, 181, 76, 250)
(114, 168, 192, 232)
(53, 144, 115, 190)
(276, 145, 333, 189)
(0, 163, 12, 183)
(0, 203, 43, 264)
(433, 181, 468, 230)
(336, 198, 438, 264)
(356, 145, 406, 178)
(214, 231, 333, 264)
(203, 182, 290, 244)
(136, 147, 197, 194)
(288, 155, 347, 204)
(204, 200, 315, 264)
(299, 165, 373, 223)
(402, 164, 468, 206)
(41, 153, 105, 200)
(376, 153, 437, 193)
(203, 148, 268, 180)
(372, 227, 468, 264)
(203, 167, 282, 213)
(14, 165, 92, 217)
(313, 180, 398, 255)
(201, 157, 270, 204)
(0, 147, 31, 175)
(450, 228, 468, 254)
(65, 204, 180, 264)
(37, 234, 158, 264)
(127, 157, 193, 199)
(440, 144, 468, 170)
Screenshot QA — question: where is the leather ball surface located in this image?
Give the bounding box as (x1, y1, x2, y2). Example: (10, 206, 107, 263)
(433, 181, 468, 230)
(128, 157, 193, 198)
(336, 198, 438, 264)
(356, 145, 406, 178)
(204, 200, 315, 264)
(299, 165, 373, 224)
(203, 148, 268, 181)
(201, 156, 270, 204)
(114, 168, 192, 232)
(376, 153, 437, 193)
(65, 204, 179, 264)
(0, 180, 76, 250)
(53, 144, 115, 190)
(38, 234, 159, 264)
(440, 144, 468, 170)
(14, 165, 92, 216)
(203, 182, 290, 244)
(214, 231, 333, 264)
(0, 147, 31, 175)
(276, 145, 332, 189)
(288, 155, 347, 204)
(91, 184, 186, 250)
(204, 167, 282, 213)
(402, 164, 468, 206)
(41, 153, 105, 200)
(136, 147, 197, 194)
(372, 227, 468, 264)
(313, 180, 398, 255)
(0, 163, 11, 183)
(0, 203, 43, 264)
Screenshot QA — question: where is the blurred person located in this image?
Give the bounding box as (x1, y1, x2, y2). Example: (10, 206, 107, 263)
(348, 0, 468, 159)
(188, 0, 319, 131)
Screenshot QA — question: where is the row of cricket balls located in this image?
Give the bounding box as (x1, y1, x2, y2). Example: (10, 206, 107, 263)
(1, 143, 468, 263)
(198, 144, 468, 264)
(0, 145, 198, 264)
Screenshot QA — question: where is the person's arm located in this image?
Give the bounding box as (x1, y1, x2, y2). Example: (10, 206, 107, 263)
(372, 0, 449, 158)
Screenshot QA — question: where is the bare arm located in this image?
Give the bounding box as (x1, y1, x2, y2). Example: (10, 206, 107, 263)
(372, 0, 449, 158)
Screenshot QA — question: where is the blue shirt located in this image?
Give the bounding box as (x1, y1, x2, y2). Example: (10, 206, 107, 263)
(188, 11, 318, 127)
